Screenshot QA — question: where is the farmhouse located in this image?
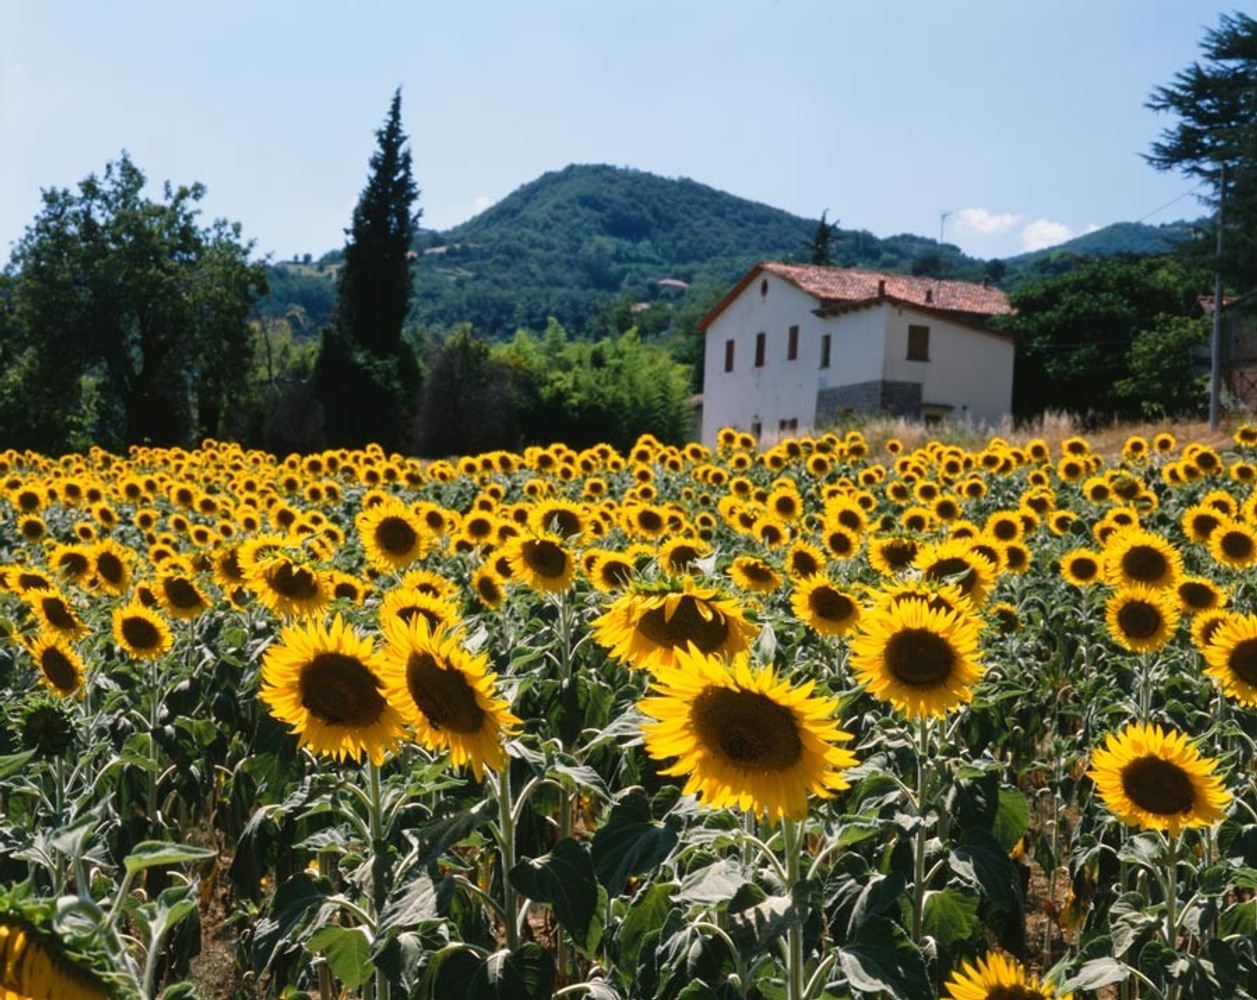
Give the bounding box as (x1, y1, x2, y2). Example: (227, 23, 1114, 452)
(696, 262, 1015, 447)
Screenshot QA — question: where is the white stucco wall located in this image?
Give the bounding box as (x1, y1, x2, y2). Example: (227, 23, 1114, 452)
(700, 273, 827, 447)
(820, 304, 886, 390)
(882, 305, 1014, 423)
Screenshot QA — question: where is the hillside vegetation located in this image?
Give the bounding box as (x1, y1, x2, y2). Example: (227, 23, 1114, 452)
(259, 163, 1196, 339)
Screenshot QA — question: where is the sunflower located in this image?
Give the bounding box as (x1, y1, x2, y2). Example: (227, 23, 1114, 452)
(1177, 576, 1226, 614)
(659, 536, 710, 575)
(1105, 585, 1180, 653)
(867, 535, 919, 576)
(0, 917, 111, 1000)
(357, 502, 427, 571)
(156, 570, 211, 620)
(506, 532, 576, 593)
(112, 602, 173, 661)
(378, 619, 519, 779)
(27, 631, 86, 697)
(913, 538, 997, 605)
(593, 578, 756, 672)
(874, 579, 972, 618)
(639, 646, 857, 820)
(729, 556, 781, 593)
(791, 578, 861, 636)
(249, 555, 330, 619)
(588, 549, 637, 592)
(24, 588, 88, 639)
(848, 598, 984, 718)
(379, 587, 461, 634)
(1088, 723, 1231, 834)
(943, 951, 1070, 1000)
(1192, 609, 1236, 652)
(471, 567, 506, 609)
(1208, 519, 1257, 570)
(785, 540, 826, 579)
(88, 538, 132, 595)
(1060, 548, 1104, 587)
(1103, 528, 1182, 589)
(1203, 614, 1257, 707)
(259, 613, 404, 764)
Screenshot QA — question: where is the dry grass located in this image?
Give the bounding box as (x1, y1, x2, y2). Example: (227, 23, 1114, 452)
(815, 410, 1239, 459)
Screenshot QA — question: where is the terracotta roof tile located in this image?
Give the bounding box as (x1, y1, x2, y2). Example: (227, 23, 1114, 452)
(761, 262, 1012, 316)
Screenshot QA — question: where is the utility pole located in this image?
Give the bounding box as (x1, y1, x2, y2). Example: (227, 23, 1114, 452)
(1210, 161, 1226, 430)
(939, 210, 952, 247)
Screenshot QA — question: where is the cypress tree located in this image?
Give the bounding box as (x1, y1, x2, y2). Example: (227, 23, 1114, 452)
(316, 88, 421, 448)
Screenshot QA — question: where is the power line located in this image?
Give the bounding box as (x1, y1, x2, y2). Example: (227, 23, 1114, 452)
(1133, 182, 1206, 225)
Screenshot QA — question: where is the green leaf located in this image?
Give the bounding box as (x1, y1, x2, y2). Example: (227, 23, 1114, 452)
(921, 888, 980, 948)
(0, 751, 35, 780)
(837, 918, 932, 1000)
(1060, 957, 1131, 993)
(123, 841, 216, 877)
(676, 859, 749, 907)
(948, 829, 1023, 913)
(510, 837, 597, 942)
(992, 788, 1030, 852)
(1220, 898, 1256, 936)
(380, 874, 438, 930)
(308, 925, 374, 989)
(618, 883, 674, 970)
(467, 945, 555, 1000)
(591, 790, 680, 895)
(728, 894, 795, 955)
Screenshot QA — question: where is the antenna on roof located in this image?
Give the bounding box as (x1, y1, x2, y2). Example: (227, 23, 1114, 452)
(939, 210, 953, 247)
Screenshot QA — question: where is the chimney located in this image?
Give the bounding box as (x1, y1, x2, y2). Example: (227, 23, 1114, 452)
(982, 276, 990, 288)
(925, 288, 934, 304)
(877, 278, 886, 297)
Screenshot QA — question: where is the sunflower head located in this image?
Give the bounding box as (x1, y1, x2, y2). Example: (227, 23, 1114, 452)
(357, 502, 428, 571)
(1104, 585, 1181, 653)
(790, 578, 862, 637)
(593, 577, 756, 673)
(1203, 613, 1257, 707)
(943, 951, 1070, 1000)
(1088, 722, 1231, 834)
(639, 646, 857, 819)
(849, 597, 984, 718)
(260, 614, 405, 764)
(111, 603, 173, 661)
(507, 532, 576, 594)
(27, 632, 85, 698)
(379, 618, 519, 779)
(1103, 528, 1182, 589)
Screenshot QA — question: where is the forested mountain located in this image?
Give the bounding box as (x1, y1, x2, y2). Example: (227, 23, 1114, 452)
(257, 163, 1196, 337)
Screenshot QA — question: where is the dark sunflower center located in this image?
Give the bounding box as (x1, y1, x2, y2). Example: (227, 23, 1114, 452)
(668, 545, 700, 570)
(547, 509, 582, 537)
(334, 581, 360, 600)
(739, 561, 774, 585)
(1069, 557, 1098, 580)
(836, 510, 861, 530)
(1120, 755, 1195, 815)
(881, 540, 917, 569)
(636, 596, 730, 653)
(637, 510, 663, 532)
(600, 560, 633, 588)
(121, 615, 161, 650)
(1192, 514, 1220, 536)
(397, 605, 444, 630)
(1005, 547, 1028, 571)
(827, 532, 855, 556)
(97, 553, 124, 585)
(808, 586, 854, 623)
(269, 562, 319, 600)
(163, 577, 203, 609)
(219, 550, 244, 582)
(40, 647, 79, 692)
(376, 517, 418, 555)
(924, 557, 975, 593)
(790, 551, 820, 576)
(522, 539, 568, 578)
(1121, 546, 1168, 582)
(41, 597, 77, 631)
(691, 687, 802, 770)
(405, 651, 485, 734)
(476, 577, 501, 602)
(58, 552, 89, 577)
(985, 987, 1046, 1000)
(992, 520, 1018, 541)
(884, 628, 955, 687)
(1221, 530, 1254, 560)
(1117, 600, 1162, 640)
(299, 653, 386, 727)
(1179, 582, 1215, 610)
(1228, 638, 1257, 686)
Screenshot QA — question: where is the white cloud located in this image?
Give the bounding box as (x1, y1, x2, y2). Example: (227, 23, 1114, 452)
(472, 194, 492, 214)
(953, 207, 1021, 236)
(1083, 223, 1101, 235)
(1020, 218, 1073, 252)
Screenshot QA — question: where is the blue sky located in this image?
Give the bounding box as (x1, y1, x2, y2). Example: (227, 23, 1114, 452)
(0, 1, 1231, 263)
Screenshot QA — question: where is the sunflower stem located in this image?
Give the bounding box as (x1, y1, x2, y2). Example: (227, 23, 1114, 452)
(782, 817, 805, 1000)
(496, 762, 521, 951)
(317, 850, 337, 1000)
(911, 715, 930, 947)
(1165, 832, 1179, 950)
(366, 760, 390, 1000)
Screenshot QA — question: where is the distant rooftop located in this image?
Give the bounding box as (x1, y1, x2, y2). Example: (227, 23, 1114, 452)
(699, 261, 1013, 331)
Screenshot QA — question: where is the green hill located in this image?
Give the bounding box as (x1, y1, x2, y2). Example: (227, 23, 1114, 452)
(257, 164, 1200, 337)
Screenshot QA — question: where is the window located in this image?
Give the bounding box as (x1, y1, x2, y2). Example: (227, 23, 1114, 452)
(724, 339, 735, 372)
(787, 325, 799, 360)
(820, 334, 831, 369)
(760, 278, 768, 297)
(754, 332, 766, 367)
(751, 420, 762, 438)
(907, 324, 930, 361)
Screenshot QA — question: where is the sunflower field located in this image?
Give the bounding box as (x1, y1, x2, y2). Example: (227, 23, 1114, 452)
(2, 425, 1257, 1000)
